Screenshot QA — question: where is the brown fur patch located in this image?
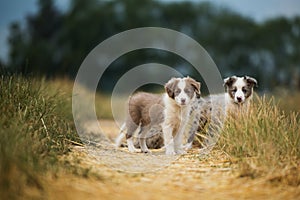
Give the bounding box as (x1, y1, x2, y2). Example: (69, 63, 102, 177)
(224, 76, 238, 100)
(185, 77, 201, 99)
(125, 92, 164, 139)
(164, 78, 179, 99)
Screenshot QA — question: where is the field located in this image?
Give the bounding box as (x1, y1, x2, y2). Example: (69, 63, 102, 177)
(0, 76, 299, 199)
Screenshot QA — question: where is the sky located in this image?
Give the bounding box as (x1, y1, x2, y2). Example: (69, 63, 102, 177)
(1, 0, 300, 62)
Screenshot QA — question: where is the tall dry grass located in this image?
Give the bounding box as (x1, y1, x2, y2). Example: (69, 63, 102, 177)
(218, 95, 300, 186)
(47, 78, 113, 119)
(0, 75, 116, 199)
(0, 75, 80, 199)
(1, 73, 299, 199)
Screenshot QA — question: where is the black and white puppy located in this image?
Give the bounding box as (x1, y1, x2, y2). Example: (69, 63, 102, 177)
(223, 75, 258, 112)
(184, 75, 258, 150)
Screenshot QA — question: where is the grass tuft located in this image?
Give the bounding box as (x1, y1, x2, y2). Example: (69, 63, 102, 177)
(0, 75, 80, 198)
(218, 95, 300, 186)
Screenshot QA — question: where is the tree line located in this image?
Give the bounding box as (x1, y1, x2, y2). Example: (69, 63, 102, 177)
(3, 0, 300, 92)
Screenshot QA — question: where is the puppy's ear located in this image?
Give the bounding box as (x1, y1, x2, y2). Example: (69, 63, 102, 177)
(244, 76, 258, 88)
(223, 76, 237, 88)
(187, 77, 201, 98)
(165, 78, 177, 99)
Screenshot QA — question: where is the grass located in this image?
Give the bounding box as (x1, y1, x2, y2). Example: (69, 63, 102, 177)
(1, 73, 299, 198)
(276, 91, 300, 114)
(47, 78, 113, 119)
(0, 75, 115, 199)
(0, 75, 80, 199)
(218, 95, 300, 186)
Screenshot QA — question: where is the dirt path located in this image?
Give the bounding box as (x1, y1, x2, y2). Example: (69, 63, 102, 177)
(45, 120, 299, 200)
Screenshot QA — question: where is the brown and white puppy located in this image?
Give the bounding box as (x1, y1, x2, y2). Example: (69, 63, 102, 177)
(115, 77, 201, 155)
(116, 92, 164, 153)
(162, 77, 200, 155)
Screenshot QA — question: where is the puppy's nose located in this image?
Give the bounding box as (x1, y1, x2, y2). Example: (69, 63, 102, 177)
(181, 98, 186, 104)
(237, 97, 242, 102)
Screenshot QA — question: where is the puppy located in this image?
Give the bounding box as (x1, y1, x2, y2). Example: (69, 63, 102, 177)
(185, 75, 258, 150)
(162, 77, 201, 155)
(115, 77, 201, 155)
(119, 75, 258, 152)
(117, 92, 164, 153)
(223, 75, 258, 112)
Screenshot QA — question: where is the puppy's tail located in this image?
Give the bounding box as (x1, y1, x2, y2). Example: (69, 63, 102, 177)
(114, 123, 126, 148)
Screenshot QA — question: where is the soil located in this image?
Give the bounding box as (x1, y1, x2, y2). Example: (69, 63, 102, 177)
(42, 120, 300, 200)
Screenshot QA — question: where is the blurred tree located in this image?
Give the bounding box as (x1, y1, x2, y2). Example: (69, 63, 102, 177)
(26, 0, 63, 75)
(254, 17, 300, 88)
(0, 59, 3, 69)
(6, 0, 300, 91)
(8, 22, 28, 73)
(8, 0, 63, 75)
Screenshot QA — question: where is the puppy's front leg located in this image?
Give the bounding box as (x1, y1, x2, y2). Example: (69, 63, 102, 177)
(174, 110, 190, 154)
(174, 126, 187, 155)
(163, 125, 175, 155)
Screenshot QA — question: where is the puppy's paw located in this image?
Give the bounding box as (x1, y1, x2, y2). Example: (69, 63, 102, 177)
(165, 148, 176, 155)
(182, 142, 193, 151)
(128, 147, 140, 153)
(175, 149, 187, 155)
(142, 149, 152, 154)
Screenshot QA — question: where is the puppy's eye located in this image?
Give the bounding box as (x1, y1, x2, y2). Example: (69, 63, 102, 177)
(242, 88, 247, 93)
(175, 89, 181, 94)
(232, 88, 237, 93)
(184, 88, 191, 93)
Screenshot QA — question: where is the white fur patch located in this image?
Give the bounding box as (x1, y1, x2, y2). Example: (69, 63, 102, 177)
(163, 78, 197, 155)
(233, 78, 246, 103)
(174, 79, 193, 106)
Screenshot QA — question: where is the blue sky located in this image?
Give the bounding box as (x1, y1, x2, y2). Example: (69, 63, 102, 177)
(1, 0, 300, 62)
